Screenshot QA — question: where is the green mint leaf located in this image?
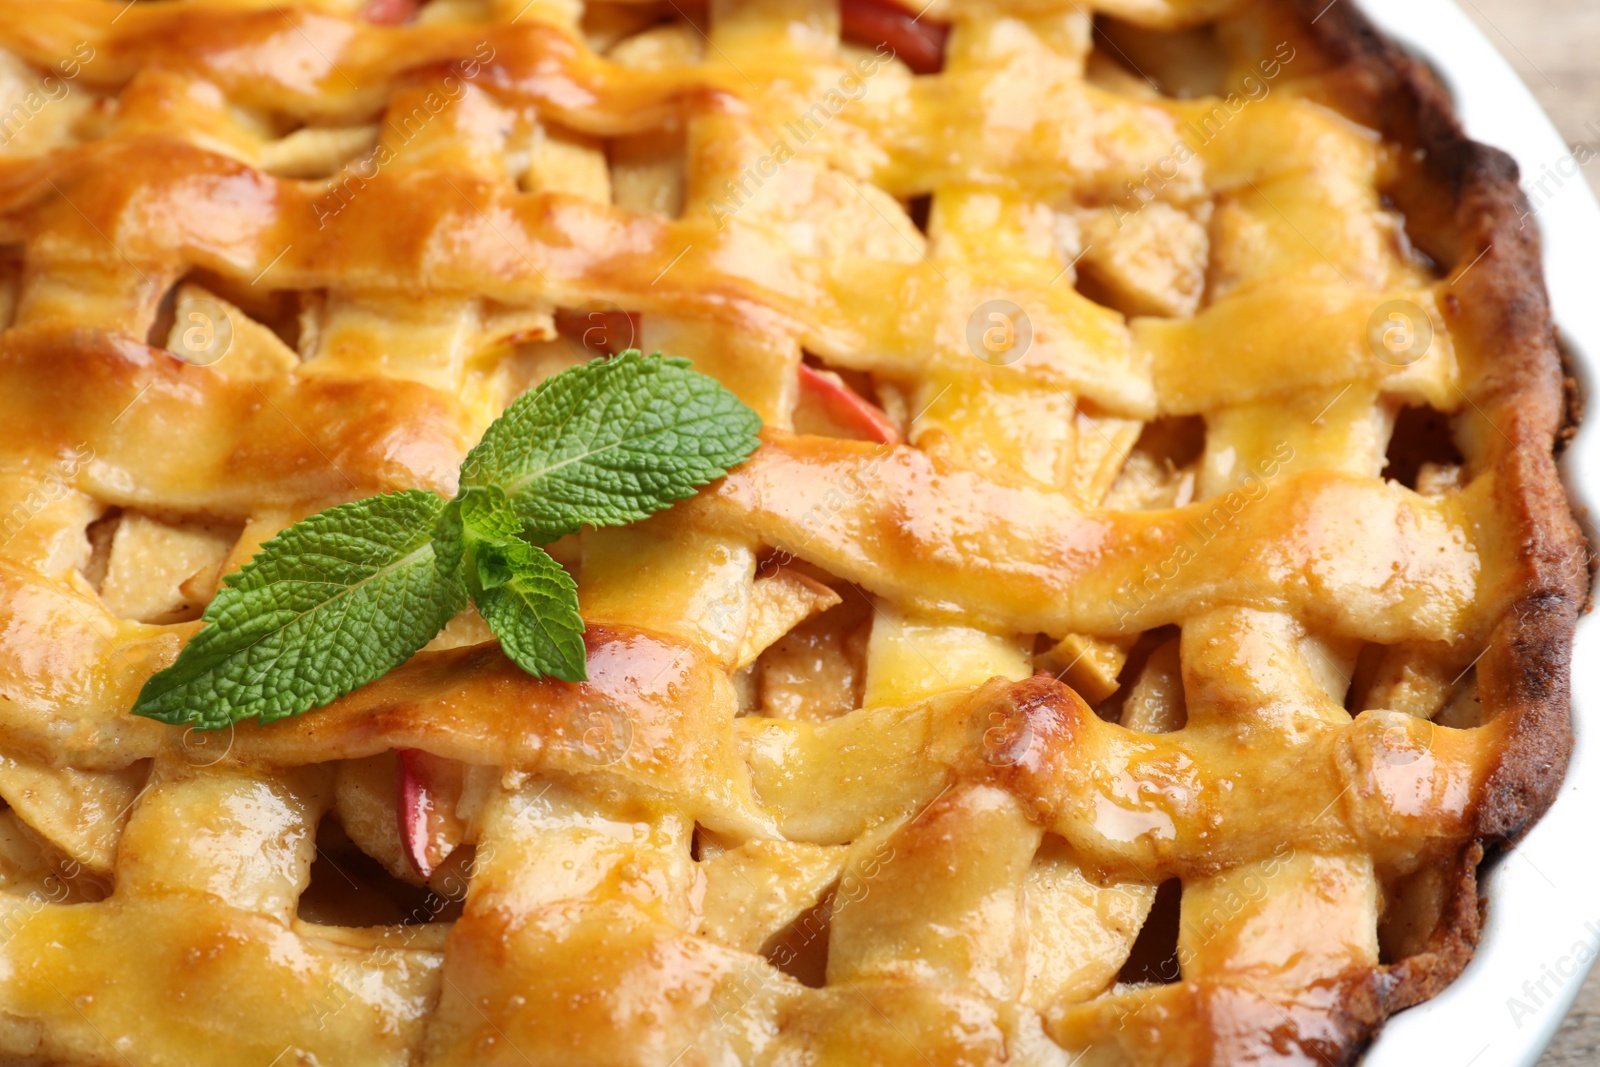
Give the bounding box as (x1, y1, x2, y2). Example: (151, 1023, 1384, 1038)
(459, 350, 762, 543)
(474, 545, 587, 682)
(130, 490, 465, 730)
(438, 485, 587, 681)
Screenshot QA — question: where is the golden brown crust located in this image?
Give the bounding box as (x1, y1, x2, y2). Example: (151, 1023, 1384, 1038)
(1296, 0, 1590, 1045)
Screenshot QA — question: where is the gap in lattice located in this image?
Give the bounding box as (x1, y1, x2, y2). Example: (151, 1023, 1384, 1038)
(1091, 16, 1227, 100)
(608, 127, 688, 219)
(1094, 625, 1180, 724)
(1116, 877, 1183, 985)
(1383, 405, 1463, 492)
(298, 816, 462, 928)
(906, 194, 932, 236)
(762, 894, 832, 988)
(554, 306, 640, 358)
(749, 582, 872, 724)
(80, 507, 122, 593)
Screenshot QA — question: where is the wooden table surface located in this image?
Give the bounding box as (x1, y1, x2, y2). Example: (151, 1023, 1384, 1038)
(1453, 2, 1600, 1063)
(1462, 0, 1600, 200)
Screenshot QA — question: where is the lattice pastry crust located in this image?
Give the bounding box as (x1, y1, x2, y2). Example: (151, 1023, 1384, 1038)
(0, 0, 1584, 1064)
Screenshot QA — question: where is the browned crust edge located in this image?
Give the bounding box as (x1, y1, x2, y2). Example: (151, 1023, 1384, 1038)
(1293, 0, 1591, 1057)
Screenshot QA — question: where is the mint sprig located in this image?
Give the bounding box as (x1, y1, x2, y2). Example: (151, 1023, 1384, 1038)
(131, 352, 761, 730)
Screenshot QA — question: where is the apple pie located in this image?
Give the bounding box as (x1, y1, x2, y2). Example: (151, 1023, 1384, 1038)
(0, 0, 1585, 1063)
